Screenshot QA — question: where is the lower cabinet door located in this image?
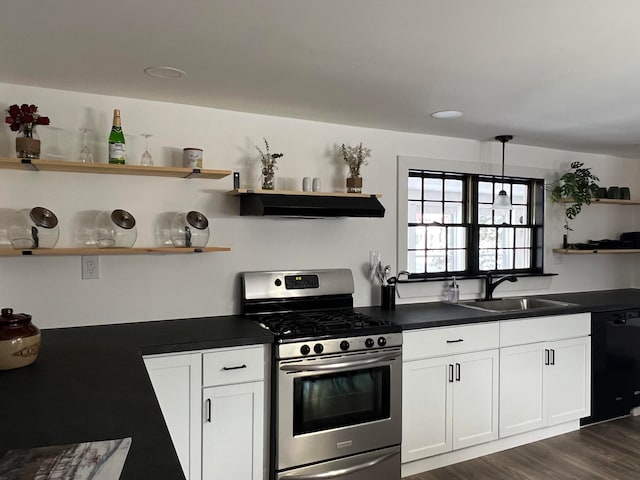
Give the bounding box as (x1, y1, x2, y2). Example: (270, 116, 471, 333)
(452, 350, 499, 450)
(145, 353, 201, 480)
(499, 343, 546, 438)
(546, 336, 591, 426)
(402, 356, 453, 462)
(202, 382, 264, 480)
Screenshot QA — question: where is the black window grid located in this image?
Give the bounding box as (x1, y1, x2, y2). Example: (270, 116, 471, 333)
(407, 170, 544, 279)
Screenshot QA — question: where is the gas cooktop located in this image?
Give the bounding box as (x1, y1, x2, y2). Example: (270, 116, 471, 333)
(241, 269, 401, 355)
(254, 308, 398, 340)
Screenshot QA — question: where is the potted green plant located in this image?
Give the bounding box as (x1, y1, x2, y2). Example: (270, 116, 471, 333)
(549, 161, 600, 248)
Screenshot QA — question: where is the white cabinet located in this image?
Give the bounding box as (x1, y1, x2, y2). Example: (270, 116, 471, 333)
(201, 345, 266, 480)
(144, 345, 267, 480)
(144, 352, 201, 480)
(202, 382, 264, 480)
(499, 314, 591, 438)
(402, 323, 499, 463)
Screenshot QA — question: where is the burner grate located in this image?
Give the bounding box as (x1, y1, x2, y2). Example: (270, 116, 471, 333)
(256, 309, 390, 337)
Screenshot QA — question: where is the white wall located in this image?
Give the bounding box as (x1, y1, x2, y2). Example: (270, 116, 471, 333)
(1, 83, 638, 328)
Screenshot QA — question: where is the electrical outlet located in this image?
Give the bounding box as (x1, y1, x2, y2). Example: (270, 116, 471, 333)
(369, 250, 381, 270)
(81, 255, 100, 279)
(553, 253, 564, 265)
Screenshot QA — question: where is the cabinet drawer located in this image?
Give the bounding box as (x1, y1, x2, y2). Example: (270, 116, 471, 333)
(403, 322, 499, 361)
(203, 346, 264, 387)
(500, 313, 590, 347)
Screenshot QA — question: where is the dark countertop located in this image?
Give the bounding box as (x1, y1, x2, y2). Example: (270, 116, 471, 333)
(358, 288, 640, 330)
(2, 288, 639, 478)
(0, 315, 272, 480)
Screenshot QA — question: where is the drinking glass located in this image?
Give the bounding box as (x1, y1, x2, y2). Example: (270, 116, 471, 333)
(140, 134, 153, 166)
(79, 128, 94, 163)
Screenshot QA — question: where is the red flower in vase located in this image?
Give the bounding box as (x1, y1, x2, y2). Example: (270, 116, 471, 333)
(5, 104, 50, 134)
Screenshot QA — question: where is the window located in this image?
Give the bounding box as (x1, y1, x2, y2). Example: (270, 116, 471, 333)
(407, 169, 544, 279)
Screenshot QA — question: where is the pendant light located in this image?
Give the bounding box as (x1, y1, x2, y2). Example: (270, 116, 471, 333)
(492, 135, 514, 210)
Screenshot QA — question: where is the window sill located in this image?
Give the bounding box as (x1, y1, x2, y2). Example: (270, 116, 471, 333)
(396, 272, 558, 284)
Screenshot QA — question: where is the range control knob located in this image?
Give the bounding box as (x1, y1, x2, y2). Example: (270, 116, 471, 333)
(378, 337, 387, 347)
(300, 345, 311, 356)
(314, 343, 324, 354)
(365, 338, 375, 348)
(340, 340, 350, 351)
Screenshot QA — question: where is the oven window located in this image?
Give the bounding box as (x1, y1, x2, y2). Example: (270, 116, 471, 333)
(293, 366, 390, 435)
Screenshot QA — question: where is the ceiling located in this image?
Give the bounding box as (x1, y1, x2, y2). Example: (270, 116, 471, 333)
(3, 0, 640, 157)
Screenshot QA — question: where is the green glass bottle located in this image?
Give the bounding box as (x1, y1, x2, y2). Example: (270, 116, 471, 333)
(108, 109, 126, 164)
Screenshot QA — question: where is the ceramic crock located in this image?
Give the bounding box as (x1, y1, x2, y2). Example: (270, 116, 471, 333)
(0, 308, 41, 370)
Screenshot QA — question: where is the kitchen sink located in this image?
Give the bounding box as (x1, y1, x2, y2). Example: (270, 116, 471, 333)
(455, 297, 576, 313)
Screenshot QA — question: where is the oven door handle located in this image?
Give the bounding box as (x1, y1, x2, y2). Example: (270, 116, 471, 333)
(279, 352, 399, 373)
(279, 449, 399, 479)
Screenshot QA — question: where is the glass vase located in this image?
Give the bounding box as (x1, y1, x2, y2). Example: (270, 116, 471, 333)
(262, 167, 275, 190)
(15, 126, 41, 159)
(346, 175, 363, 193)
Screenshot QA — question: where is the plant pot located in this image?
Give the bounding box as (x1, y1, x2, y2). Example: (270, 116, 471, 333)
(346, 176, 363, 193)
(16, 136, 41, 159)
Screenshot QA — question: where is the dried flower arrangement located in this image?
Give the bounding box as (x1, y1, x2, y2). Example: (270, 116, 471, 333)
(341, 142, 371, 178)
(5, 104, 50, 137)
(256, 137, 283, 190)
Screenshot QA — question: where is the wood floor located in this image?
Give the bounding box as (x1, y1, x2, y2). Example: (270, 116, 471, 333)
(406, 416, 640, 480)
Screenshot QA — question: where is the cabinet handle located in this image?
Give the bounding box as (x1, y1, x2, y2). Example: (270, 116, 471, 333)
(544, 349, 550, 365)
(448, 364, 454, 382)
(205, 398, 212, 423)
(222, 364, 247, 371)
(455, 363, 461, 382)
(550, 349, 555, 365)
(446, 339, 464, 344)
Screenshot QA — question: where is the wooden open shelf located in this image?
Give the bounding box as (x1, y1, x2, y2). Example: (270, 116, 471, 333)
(558, 197, 640, 205)
(0, 157, 232, 179)
(227, 188, 381, 198)
(552, 248, 640, 255)
(0, 247, 231, 257)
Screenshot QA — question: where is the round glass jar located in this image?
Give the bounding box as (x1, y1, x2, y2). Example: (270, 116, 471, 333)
(170, 211, 210, 248)
(8, 207, 60, 249)
(92, 209, 137, 248)
(0, 308, 41, 370)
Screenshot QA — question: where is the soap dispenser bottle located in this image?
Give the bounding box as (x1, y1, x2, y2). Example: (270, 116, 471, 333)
(448, 277, 460, 303)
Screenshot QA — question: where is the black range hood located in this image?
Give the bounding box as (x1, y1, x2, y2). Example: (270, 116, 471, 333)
(237, 192, 385, 217)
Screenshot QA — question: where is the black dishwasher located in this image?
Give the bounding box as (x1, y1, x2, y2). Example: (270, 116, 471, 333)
(582, 308, 640, 425)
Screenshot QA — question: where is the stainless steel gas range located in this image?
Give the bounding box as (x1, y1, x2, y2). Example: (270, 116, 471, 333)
(242, 269, 402, 480)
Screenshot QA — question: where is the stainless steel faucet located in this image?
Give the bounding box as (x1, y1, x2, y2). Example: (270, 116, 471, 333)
(484, 271, 518, 301)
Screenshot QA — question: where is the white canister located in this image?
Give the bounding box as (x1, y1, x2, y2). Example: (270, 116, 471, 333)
(302, 177, 312, 192)
(183, 148, 203, 168)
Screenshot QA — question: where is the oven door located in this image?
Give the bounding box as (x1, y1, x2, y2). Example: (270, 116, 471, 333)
(277, 347, 402, 471)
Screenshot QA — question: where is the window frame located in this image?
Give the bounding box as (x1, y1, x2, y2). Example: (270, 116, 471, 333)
(405, 168, 544, 280)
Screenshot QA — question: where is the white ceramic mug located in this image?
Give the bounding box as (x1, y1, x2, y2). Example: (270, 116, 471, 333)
(312, 177, 321, 192)
(302, 177, 312, 192)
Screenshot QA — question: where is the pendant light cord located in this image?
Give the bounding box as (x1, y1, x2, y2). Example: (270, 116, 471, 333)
(501, 140, 505, 188)
(495, 135, 513, 188)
